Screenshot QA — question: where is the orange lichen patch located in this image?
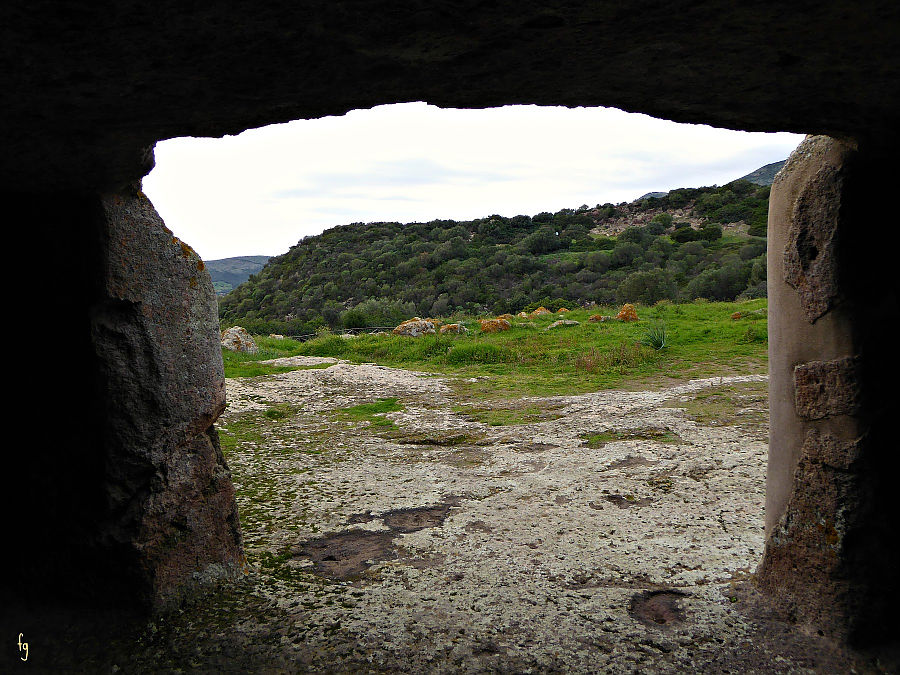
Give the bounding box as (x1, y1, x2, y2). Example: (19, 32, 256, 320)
(392, 318, 436, 337)
(731, 312, 742, 320)
(221, 326, 258, 353)
(616, 302, 638, 321)
(497, 313, 514, 322)
(173, 237, 199, 260)
(517, 311, 529, 318)
(588, 314, 603, 322)
(479, 318, 511, 333)
(425, 317, 444, 329)
(557, 308, 570, 313)
(197, 259, 205, 271)
(531, 306, 552, 317)
(616, 304, 639, 322)
(439, 323, 466, 334)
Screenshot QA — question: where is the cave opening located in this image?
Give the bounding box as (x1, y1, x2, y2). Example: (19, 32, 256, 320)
(126, 105, 802, 667)
(6, 0, 900, 666)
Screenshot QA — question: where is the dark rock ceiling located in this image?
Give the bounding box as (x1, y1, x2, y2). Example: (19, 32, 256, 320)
(2, 1, 899, 190)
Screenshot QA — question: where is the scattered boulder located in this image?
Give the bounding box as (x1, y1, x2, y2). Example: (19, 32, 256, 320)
(547, 319, 580, 330)
(221, 325, 258, 353)
(731, 312, 743, 320)
(268, 333, 285, 339)
(479, 318, 512, 333)
(557, 308, 570, 313)
(425, 317, 444, 329)
(517, 311, 529, 318)
(497, 313, 514, 322)
(439, 323, 467, 335)
(392, 317, 436, 337)
(531, 306, 552, 317)
(616, 304, 639, 322)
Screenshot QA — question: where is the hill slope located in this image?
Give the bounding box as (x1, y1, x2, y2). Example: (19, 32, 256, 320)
(220, 174, 773, 335)
(738, 160, 786, 186)
(206, 255, 270, 295)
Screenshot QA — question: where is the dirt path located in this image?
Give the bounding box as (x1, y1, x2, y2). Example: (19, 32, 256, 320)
(107, 360, 858, 672)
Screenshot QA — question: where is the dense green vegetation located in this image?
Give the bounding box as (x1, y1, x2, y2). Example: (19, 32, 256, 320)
(219, 180, 770, 336)
(224, 300, 767, 397)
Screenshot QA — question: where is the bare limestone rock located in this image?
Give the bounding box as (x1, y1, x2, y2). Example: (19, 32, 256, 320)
(547, 319, 579, 330)
(221, 326, 258, 353)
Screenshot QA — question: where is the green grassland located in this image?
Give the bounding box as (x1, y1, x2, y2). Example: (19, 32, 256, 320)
(222, 299, 767, 397)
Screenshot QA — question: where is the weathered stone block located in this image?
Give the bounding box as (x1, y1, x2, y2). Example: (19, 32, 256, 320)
(793, 357, 861, 420)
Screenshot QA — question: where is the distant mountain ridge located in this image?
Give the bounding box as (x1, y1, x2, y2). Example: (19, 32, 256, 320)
(737, 160, 786, 186)
(635, 159, 786, 202)
(206, 255, 270, 295)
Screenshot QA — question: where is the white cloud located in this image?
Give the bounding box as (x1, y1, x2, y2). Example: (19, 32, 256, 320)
(142, 103, 803, 260)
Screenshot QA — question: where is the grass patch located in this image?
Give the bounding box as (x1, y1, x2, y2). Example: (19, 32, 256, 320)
(221, 335, 334, 378)
(226, 299, 769, 396)
(217, 416, 266, 456)
(663, 381, 768, 427)
(332, 397, 404, 430)
(263, 403, 296, 420)
(581, 428, 681, 448)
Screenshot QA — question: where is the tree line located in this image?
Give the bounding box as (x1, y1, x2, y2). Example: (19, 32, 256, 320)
(219, 179, 770, 335)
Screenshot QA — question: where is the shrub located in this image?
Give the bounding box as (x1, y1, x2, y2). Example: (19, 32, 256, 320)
(617, 269, 677, 306)
(340, 297, 417, 328)
(640, 322, 668, 350)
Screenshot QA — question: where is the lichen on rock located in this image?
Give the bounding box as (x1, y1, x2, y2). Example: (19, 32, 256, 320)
(222, 326, 259, 353)
(616, 304, 639, 322)
(393, 317, 436, 337)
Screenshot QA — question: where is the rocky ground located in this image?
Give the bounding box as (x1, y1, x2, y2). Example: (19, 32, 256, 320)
(28, 358, 881, 672)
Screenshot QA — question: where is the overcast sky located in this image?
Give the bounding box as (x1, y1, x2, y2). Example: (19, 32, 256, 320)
(142, 103, 803, 261)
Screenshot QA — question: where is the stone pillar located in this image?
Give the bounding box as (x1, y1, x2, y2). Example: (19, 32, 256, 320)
(6, 184, 244, 611)
(759, 135, 900, 645)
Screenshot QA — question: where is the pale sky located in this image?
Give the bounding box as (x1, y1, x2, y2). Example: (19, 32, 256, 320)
(142, 103, 804, 261)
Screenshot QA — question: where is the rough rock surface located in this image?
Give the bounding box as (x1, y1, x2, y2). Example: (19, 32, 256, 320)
(439, 323, 467, 335)
(547, 319, 580, 330)
(393, 318, 436, 337)
(221, 326, 259, 353)
(30, 362, 864, 671)
(3, 2, 900, 189)
(87, 187, 243, 608)
(616, 304, 639, 322)
(479, 318, 512, 332)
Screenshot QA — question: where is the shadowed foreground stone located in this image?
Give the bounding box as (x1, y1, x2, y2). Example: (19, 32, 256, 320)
(4, 187, 244, 611)
(93, 187, 245, 608)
